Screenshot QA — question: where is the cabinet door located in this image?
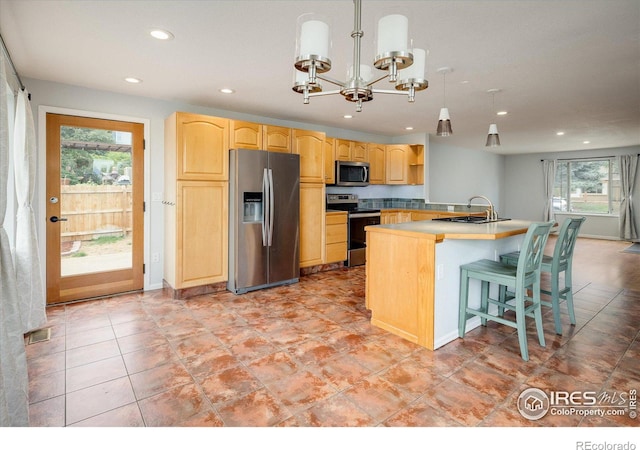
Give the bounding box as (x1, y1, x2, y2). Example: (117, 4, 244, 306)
(299, 183, 325, 267)
(352, 141, 368, 162)
(324, 137, 335, 184)
(230, 120, 262, 150)
(292, 129, 325, 183)
(176, 113, 229, 181)
(335, 139, 352, 161)
(385, 144, 409, 184)
(368, 143, 385, 184)
(176, 181, 228, 287)
(263, 125, 291, 153)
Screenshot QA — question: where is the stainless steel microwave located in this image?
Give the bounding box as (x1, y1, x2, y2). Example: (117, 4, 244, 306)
(334, 160, 370, 186)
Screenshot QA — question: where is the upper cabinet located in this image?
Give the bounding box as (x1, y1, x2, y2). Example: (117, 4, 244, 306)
(384, 144, 424, 185)
(167, 112, 229, 181)
(352, 141, 368, 162)
(263, 125, 291, 153)
(408, 144, 424, 185)
(367, 143, 385, 185)
(385, 144, 409, 185)
(324, 137, 335, 185)
(230, 120, 262, 150)
(292, 129, 326, 183)
(335, 139, 367, 162)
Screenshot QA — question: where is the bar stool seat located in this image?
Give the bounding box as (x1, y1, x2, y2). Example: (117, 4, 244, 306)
(458, 221, 554, 361)
(500, 217, 585, 335)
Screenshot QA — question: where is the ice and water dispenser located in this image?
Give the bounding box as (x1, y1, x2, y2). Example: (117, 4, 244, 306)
(243, 192, 263, 223)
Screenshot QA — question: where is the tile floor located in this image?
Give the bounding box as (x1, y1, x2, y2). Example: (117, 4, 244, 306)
(26, 237, 640, 428)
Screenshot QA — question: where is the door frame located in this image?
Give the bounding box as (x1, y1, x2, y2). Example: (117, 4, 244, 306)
(38, 106, 151, 296)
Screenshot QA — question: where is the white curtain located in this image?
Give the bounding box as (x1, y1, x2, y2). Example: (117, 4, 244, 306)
(14, 89, 46, 332)
(619, 154, 638, 241)
(542, 159, 556, 221)
(0, 50, 29, 426)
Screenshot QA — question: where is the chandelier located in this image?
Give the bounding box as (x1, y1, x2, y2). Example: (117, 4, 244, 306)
(292, 0, 428, 112)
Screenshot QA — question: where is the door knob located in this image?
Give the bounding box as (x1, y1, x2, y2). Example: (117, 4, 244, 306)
(49, 216, 68, 223)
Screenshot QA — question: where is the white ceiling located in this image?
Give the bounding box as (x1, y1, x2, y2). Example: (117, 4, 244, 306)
(1, 0, 639, 154)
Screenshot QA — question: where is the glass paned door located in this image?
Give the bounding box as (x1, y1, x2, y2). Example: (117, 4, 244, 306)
(46, 114, 144, 304)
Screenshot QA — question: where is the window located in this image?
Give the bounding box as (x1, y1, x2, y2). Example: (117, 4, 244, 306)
(554, 158, 620, 215)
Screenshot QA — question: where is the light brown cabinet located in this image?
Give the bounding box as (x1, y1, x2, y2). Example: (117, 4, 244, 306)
(164, 112, 229, 291)
(385, 144, 410, 184)
(300, 183, 325, 268)
(324, 137, 335, 184)
(335, 139, 367, 162)
(293, 129, 325, 183)
(263, 125, 291, 153)
(325, 211, 347, 263)
(173, 181, 228, 288)
(167, 112, 229, 181)
(367, 143, 386, 185)
(230, 120, 262, 150)
(384, 144, 424, 185)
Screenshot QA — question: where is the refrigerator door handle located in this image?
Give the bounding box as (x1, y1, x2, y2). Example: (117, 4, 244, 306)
(262, 168, 269, 246)
(268, 168, 275, 246)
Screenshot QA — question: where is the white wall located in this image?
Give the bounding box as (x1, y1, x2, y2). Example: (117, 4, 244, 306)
(26, 78, 393, 291)
(428, 140, 505, 210)
(503, 146, 640, 239)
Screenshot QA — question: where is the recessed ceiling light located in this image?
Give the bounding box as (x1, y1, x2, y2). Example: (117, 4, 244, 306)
(124, 77, 142, 84)
(150, 29, 174, 40)
(556, 131, 565, 136)
(460, 80, 470, 84)
(496, 111, 507, 116)
(405, 126, 414, 130)
(219, 88, 235, 94)
(343, 115, 353, 119)
(583, 140, 591, 144)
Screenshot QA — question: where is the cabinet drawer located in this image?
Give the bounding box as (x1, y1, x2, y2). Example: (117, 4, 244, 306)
(326, 213, 347, 226)
(326, 242, 347, 263)
(326, 223, 347, 244)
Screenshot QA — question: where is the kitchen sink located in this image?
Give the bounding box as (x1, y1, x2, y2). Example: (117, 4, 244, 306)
(433, 216, 511, 224)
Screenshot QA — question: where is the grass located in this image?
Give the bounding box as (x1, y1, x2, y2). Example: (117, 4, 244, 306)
(90, 235, 124, 245)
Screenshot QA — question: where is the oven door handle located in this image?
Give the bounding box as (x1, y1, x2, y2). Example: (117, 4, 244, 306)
(349, 212, 381, 219)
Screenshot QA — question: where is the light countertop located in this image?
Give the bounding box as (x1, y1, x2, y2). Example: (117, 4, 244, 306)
(366, 219, 542, 241)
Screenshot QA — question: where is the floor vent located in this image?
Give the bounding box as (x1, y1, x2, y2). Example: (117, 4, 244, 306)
(27, 328, 51, 345)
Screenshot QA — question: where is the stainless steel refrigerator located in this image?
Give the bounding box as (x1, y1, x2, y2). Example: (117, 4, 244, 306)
(228, 149, 300, 294)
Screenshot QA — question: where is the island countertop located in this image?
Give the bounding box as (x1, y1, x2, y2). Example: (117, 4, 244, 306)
(366, 219, 537, 242)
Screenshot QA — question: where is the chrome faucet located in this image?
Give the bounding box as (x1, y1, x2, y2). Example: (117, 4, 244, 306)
(467, 195, 498, 221)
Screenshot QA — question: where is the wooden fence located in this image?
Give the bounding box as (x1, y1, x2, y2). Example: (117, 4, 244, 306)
(60, 184, 132, 242)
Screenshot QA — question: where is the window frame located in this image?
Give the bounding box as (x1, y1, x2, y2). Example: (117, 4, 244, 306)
(554, 157, 619, 217)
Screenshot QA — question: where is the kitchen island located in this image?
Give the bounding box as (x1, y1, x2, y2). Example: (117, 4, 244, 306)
(365, 219, 540, 350)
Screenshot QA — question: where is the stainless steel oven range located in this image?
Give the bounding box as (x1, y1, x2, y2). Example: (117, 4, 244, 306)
(326, 194, 381, 267)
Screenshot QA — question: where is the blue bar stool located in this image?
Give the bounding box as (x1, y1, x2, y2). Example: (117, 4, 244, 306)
(500, 217, 586, 335)
(458, 221, 554, 361)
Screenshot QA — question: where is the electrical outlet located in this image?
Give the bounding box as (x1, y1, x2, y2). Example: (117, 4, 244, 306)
(151, 192, 162, 202)
(152, 253, 160, 263)
(437, 264, 444, 280)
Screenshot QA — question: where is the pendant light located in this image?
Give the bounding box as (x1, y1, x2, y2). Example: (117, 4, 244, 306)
(293, 0, 428, 112)
(485, 88, 501, 147)
(436, 67, 452, 136)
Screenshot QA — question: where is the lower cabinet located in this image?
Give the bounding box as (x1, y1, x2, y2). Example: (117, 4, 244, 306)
(325, 211, 347, 263)
(165, 181, 228, 289)
(299, 183, 325, 268)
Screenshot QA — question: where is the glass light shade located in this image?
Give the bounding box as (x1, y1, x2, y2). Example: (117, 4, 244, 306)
(397, 48, 425, 80)
(436, 107, 452, 136)
(376, 14, 408, 55)
(297, 17, 330, 58)
(485, 123, 501, 146)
